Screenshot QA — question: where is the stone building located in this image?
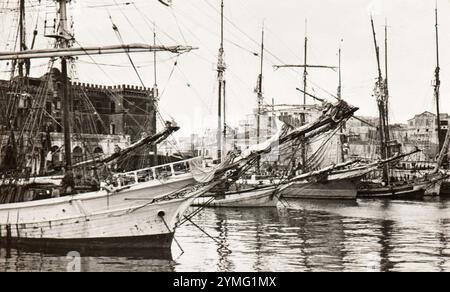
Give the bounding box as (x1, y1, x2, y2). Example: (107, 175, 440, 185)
(0, 69, 157, 174)
(406, 111, 449, 160)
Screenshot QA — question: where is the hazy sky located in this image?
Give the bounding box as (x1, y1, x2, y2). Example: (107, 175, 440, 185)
(1, 0, 450, 137)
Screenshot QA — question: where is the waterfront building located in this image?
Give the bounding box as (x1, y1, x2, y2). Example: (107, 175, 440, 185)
(0, 69, 157, 173)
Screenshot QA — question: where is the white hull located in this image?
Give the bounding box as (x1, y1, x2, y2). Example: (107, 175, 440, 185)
(0, 173, 197, 250)
(192, 186, 279, 208)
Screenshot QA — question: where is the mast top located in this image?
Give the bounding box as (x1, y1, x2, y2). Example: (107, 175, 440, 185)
(217, 0, 226, 73)
(337, 40, 343, 100)
(220, 0, 224, 52)
(435, 4, 440, 69)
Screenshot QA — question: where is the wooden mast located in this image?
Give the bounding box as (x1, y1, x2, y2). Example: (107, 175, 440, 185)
(273, 22, 335, 172)
(384, 22, 391, 144)
(216, 0, 226, 163)
(300, 23, 308, 170)
(18, 0, 26, 78)
(56, 0, 74, 189)
(152, 24, 159, 166)
(337, 42, 346, 163)
(434, 5, 443, 156)
(371, 16, 389, 184)
(256, 24, 264, 172)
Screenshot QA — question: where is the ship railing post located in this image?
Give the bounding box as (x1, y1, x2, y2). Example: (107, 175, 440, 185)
(152, 168, 157, 180)
(170, 163, 176, 177)
(134, 172, 139, 184)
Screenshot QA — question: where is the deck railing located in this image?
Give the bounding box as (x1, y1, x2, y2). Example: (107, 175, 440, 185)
(113, 157, 201, 186)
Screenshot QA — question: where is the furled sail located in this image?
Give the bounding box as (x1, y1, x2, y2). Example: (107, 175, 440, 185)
(73, 121, 180, 169)
(207, 99, 358, 185)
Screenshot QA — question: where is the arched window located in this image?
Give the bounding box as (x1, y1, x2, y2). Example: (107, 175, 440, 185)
(50, 146, 61, 168)
(73, 146, 83, 164)
(93, 147, 104, 156)
(110, 123, 116, 135)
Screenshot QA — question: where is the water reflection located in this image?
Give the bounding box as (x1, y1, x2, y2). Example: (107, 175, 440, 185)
(0, 246, 175, 272)
(2, 199, 450, 271)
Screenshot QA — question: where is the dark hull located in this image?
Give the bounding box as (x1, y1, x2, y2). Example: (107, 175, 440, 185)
(440, 181, 450, 196)
(357, 184, 425, 199)
(0, 233, 174, 257)
(281, 178, 358, 200)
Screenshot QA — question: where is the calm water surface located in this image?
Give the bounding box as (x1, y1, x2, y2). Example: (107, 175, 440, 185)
(2, 198, 450, 272)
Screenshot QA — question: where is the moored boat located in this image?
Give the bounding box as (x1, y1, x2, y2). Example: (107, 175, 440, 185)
(281, 163, 375, 200)
(357, 172, 447, 199)
(0, 180, 203, 250)
(282, 177, 359, 200)
(192, 185, 280, 208)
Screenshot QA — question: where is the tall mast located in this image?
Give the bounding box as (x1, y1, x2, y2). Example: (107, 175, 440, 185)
(255, 24, 265, 172)
(273, 20, 335, 172)
(18, 0, 26, 78)
(303, 20, 308, 106)
(337, 45, 342, 100)
(152, 24, 159, 166)
(384, 22, 391, 143)
(153, 26, 158, 91)
(300, 21, 308, 170)
(337, 42, 346, 163)
(371, 16, 389, 183)
(217, 0, 226, 162)
(434, 5, 443, 154)
(57, 0, 73, 176)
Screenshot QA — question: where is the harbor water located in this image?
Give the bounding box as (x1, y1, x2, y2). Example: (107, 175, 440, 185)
(1, 198, 450, 272)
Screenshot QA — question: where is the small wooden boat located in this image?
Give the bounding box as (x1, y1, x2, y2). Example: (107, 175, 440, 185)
(358, 181, 425, 199)
(282, 177, 359, 200)
(192, 185, 280, 208)
(357, 172, 447, 199)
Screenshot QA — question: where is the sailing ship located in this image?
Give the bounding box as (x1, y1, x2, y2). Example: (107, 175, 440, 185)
(191, 5, 363, 207)
(191, 1, 284, 208)
(357, 16, 447, 199)
(0, 0, 213, 251)
(0, 0, 362, 250)
(192, 97, 359, 208)
(272, 33, 368, 200)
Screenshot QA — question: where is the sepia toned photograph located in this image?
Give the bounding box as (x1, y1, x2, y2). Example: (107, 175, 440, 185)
(0, 0, 449, 275)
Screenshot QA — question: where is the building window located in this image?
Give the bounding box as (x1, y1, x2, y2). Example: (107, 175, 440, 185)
(73, 146, 83, 164)
(94, 147, 104, 155)
(110, 123, 116, 135)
